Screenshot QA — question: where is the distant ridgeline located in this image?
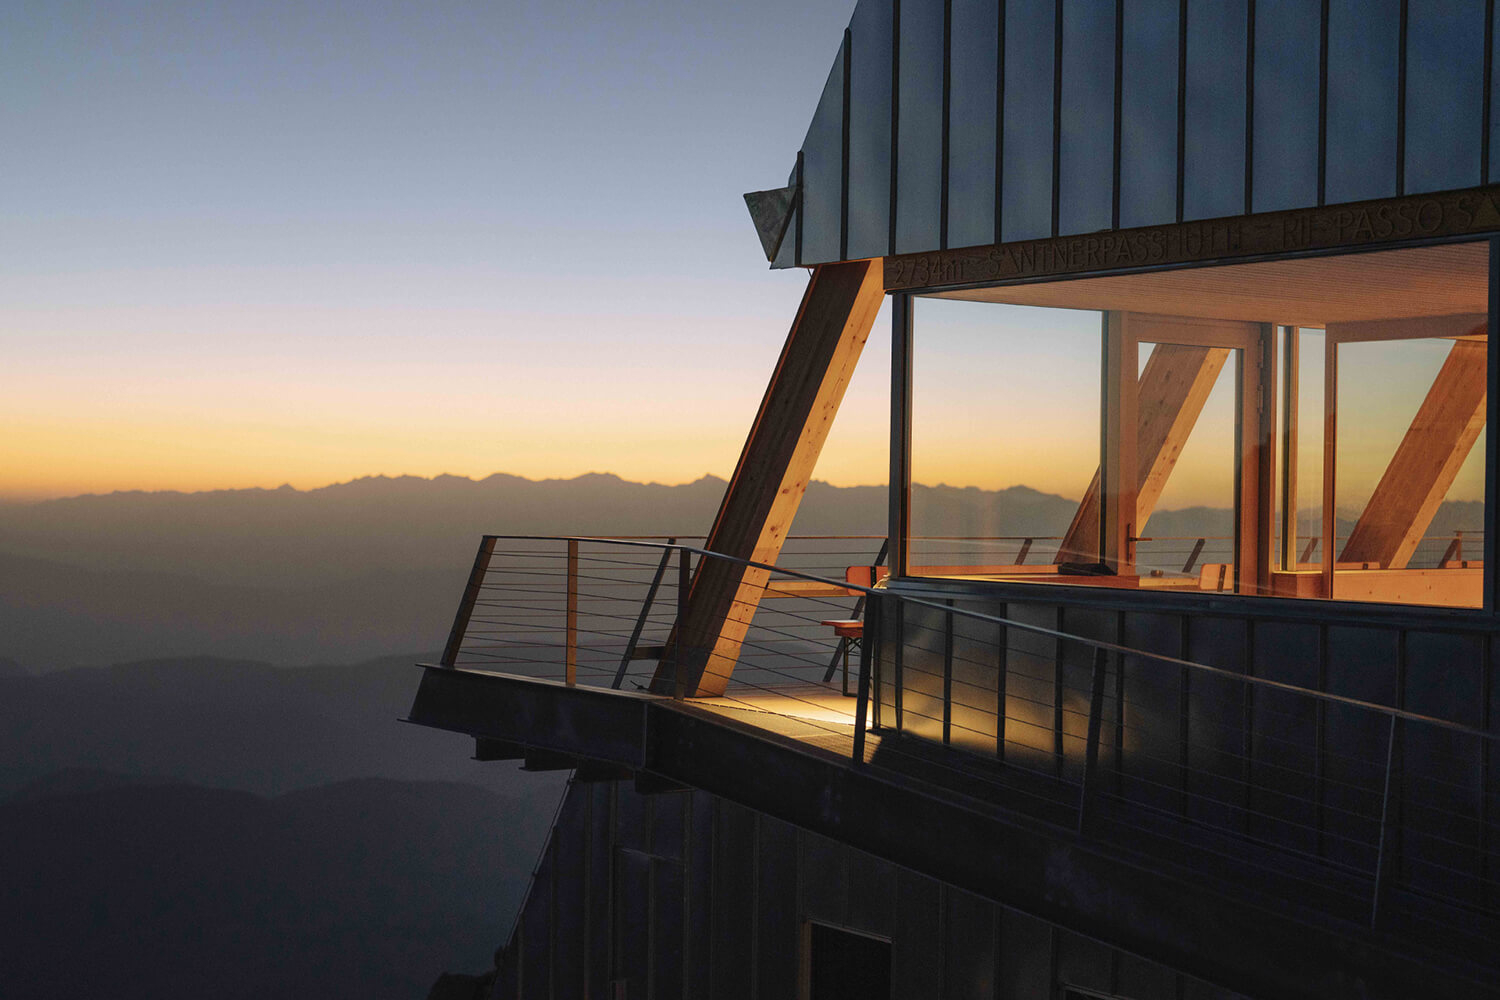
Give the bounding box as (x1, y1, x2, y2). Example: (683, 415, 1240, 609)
(0, 472, 1482, 668)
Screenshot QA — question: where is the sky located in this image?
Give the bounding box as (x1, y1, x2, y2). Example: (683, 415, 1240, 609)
(2, 1, 1485, 513)
(1, 0, 887, 501)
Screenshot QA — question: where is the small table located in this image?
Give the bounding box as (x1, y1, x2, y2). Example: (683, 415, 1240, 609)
(820, 619, 863, 696)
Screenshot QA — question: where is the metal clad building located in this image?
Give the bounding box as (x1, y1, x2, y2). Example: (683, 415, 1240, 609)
(780, 0, 1496, 268)
(413, 3, 1500, 998)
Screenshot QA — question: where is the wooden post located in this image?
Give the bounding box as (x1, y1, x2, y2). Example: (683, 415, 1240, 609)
(651, 258, 885, 696)
(1102, 312, 1138, 573)
(1251, 323, 1278, 595)
(564, 539, 578, 686)
(1280, 327, 1300, 572)
(1323, 335, 1339, 598)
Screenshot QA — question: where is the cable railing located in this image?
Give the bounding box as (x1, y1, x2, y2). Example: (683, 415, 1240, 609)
(903, 529, 1482, 590)
(434, 533, 1500, 955)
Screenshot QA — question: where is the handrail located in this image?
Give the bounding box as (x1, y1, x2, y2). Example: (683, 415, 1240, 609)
(443, 531, 1499, 939)
(462, 533, 1500, 744)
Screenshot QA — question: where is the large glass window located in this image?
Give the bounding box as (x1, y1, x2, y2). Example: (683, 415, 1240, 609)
(905, 241, 1490, 609)
(909, 300, 1103, 576)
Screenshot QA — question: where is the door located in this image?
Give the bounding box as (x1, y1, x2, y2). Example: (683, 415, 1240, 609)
(1101, 313, 1274, 594)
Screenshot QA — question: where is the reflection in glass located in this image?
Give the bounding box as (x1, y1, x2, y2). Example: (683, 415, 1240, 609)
(903, 242, 1489, 610)
(1279, 329, 1326, 572)
(1135, 342, 1238, 587)
(909, 299, 1102, 576)
(1332, 333, 1487, 607)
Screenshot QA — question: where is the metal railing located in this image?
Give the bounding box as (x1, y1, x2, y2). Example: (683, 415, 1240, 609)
(436, 533, 1500, 952)
(908, 530, 1484, 579)
(440, 535, 890, 712)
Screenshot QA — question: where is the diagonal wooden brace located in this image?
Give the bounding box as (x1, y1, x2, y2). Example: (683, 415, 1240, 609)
(1339, 334, 1488, 569)
(651, 259, 885, 697)
(1057, 342, 1231, 565)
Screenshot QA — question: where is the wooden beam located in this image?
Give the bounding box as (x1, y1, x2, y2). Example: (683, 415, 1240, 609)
(1279, 329, 1300, 572)
(1058, 339, 1229, 566)
(652, 259, 885, 697)
(1338, 335, 1488, 569)
(1136, 344, 1233, 520)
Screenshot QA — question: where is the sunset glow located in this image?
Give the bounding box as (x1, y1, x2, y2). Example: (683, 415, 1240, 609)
(0, 1, 890, 503)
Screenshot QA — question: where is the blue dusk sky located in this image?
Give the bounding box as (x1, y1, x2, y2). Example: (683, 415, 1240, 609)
(1, 0, 891, 500)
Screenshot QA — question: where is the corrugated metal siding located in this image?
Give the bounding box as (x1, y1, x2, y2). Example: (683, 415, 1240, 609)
(779, 0, 1498, 268)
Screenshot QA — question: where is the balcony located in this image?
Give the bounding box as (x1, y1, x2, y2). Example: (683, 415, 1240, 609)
(407, 534, 1500, 1000)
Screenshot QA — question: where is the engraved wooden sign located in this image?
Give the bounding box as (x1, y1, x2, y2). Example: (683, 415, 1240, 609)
(883, 185, 1500, 291)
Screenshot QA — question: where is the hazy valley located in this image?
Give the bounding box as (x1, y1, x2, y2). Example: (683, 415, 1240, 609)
(0, 471, 1484, 997)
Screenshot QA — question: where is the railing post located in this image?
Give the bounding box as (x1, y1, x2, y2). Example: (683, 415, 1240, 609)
(565, 539, 579, 686)
(1439, 530, 1463, 568)
(1181, 537, 1207, 575)
(942, 601, 954, 746)
(893, 602, 904, 732)
(995, 617, 1008, 762)
(614, 538, 676, 690)
(871, 582, 883, 730)
(1371, 712, 1404, 929)
(853, 593, 878, 765)
(440, 536, 496, 667)
(674, 546, 690, 700)
(1078, 646, 1109, 836)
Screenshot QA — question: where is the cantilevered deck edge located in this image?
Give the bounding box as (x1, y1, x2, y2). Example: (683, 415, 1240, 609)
(406, 665, 1499, 1000)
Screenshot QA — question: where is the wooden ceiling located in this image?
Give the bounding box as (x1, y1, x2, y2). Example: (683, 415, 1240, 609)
(931, 242, 1489, 327)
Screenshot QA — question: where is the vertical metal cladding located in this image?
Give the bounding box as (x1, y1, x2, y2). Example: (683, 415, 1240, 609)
(1252, 0, 1321, 213)
(1119, 1, 1181, 230)
(1000, 0, 1057, 243)
(494, 782, 1243, 1000)
(896, 0, 945, 254)
(1183, 0, 1248, 221)
(1057, 0, 1116, 236)
(1490, 2, 1500, 183)
(1405, 0, 1486, 195)
(1325, 0, 1401, 205)
(774, 163, 799, 270)
(785, 0, 1490, 266)
(846, 0, 895, 261)
(946, 0, 1000, 250)
(800, 43, 847, 266)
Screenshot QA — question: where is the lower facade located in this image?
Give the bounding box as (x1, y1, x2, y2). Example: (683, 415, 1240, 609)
(482, 776, 1245, 1000)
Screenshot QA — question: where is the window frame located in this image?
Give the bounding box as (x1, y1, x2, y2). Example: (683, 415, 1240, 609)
(887, 234, 1500, 623)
